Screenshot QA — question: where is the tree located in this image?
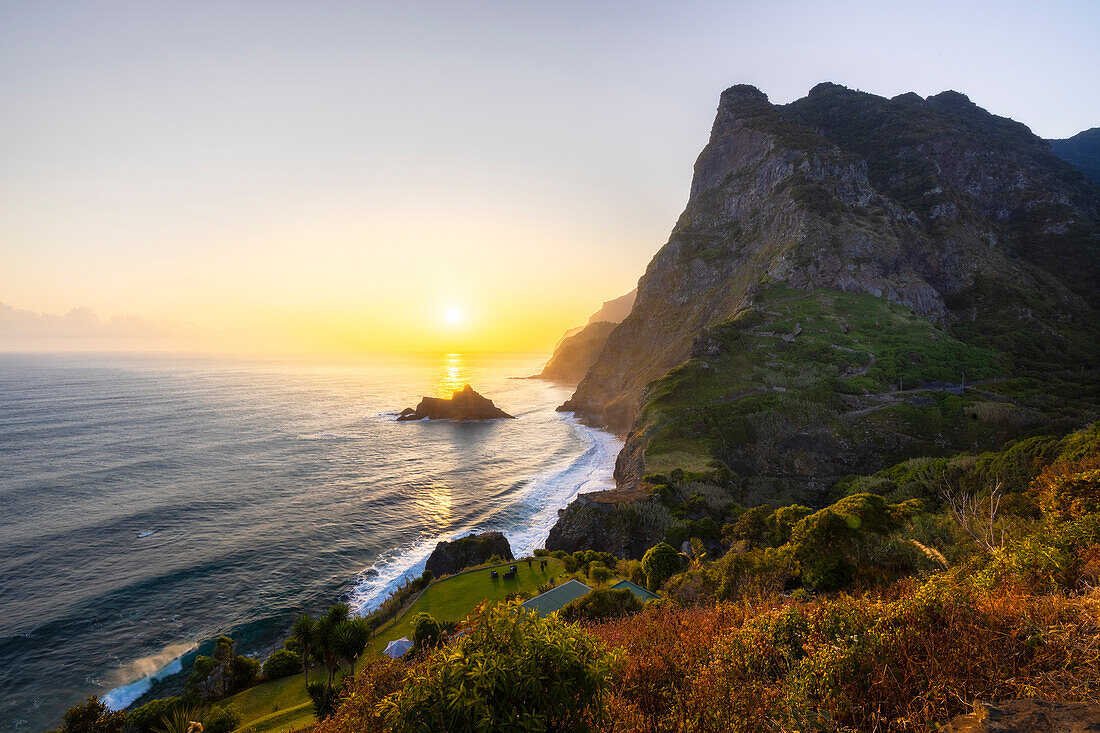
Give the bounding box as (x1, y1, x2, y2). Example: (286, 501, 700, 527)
(292, 614, 316, 684)
(314, 603, 352, 686)
(59, 697, 126, 733)
(589, 563, 613, 585)
(641, 542, 680, 591)
(382, 602, 619, 731)
(211, 635, 235, 698)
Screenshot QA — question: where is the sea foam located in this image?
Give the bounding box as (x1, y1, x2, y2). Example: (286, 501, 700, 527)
(101, 642, 195, 711)
(348, 413, 620, 614)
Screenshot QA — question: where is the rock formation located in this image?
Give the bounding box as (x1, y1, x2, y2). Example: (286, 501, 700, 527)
(536, 290, 637, 385)
(424, 531, 514, 577)
(396, 385, 514, 421)
(546, 82, 1100, 554)
(537, 321, 618, 384)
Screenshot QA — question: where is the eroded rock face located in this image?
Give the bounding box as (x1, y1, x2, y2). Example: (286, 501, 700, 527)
(562, 82, 1099, 436)
(424, 532, 514, 577)
(942, 699, 1100, 732)
(538, 321, 618, 385)
(396, 385, 514, 421)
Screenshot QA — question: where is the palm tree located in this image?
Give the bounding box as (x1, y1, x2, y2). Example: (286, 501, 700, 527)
(314, 603, 351, 686)
(292, 614, 316, 685)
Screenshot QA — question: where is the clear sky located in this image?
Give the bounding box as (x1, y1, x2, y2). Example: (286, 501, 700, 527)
(2, 0, 1098, 354)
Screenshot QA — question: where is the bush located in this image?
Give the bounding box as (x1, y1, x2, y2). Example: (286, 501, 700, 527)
(1033, 453, 1100, 520)
(203, 705, 242, 733)
(641, 542, 680, 591)
(559, 588, 643, 624)
(411, 612, 444, 651)
(381, 602, 619, 731)
(58, 697, 126, 733)
(308, 681, 341, 719)
(126, 696, 180, 732)
(262, 648, 301, 680)
(230, 655, 261, 692)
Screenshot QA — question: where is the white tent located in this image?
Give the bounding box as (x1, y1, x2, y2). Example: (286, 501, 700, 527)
(383, 637, 413, 659)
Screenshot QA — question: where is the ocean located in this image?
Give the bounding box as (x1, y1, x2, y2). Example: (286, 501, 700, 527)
(0, 352, 620, 731)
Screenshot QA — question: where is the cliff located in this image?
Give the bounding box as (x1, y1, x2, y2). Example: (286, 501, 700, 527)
(536, 289, 637, 385)
(537, 321, 618, 384)
(547, 83, 1100, 553)
(1049, 126, 1100, 186)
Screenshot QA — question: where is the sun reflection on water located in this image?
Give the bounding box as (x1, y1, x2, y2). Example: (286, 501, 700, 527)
(437, 353, 468, 397)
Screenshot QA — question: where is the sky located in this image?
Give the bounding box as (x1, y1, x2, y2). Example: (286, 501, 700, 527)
(2, 0, 1098, 354)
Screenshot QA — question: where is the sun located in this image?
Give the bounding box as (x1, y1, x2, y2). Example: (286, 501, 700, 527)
(445, 307, 463, 324)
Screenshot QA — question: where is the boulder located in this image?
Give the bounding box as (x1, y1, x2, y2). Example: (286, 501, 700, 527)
(424, 532, 514, 577)
(396, 385, 515, 421)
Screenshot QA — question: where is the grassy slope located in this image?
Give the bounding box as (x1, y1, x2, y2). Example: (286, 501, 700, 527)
(369, 558, 568, 653)
(219, 558, 569, 732)
(640, 284, 1004, 481)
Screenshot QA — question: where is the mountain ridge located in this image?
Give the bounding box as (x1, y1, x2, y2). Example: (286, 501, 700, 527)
(549, 82, 1100, 555)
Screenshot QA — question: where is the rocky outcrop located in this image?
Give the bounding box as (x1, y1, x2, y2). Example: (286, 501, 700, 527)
(563, 83, 1099, 437)
(396, 385, 514, 421)
(544, 495, 659, 558)
(535, 290, 637, 386)
(544, 82, 1100, 554)
(942, 699, 1100, 732)
(587, 289, 637, 326)
(1049, 127, 1100, 186)
(537, 321, 618, 384)
(424, 532, 514, 577)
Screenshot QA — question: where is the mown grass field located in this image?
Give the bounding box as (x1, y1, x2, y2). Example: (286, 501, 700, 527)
(369, 557, 568, 654)
(218, 557, 569, 731)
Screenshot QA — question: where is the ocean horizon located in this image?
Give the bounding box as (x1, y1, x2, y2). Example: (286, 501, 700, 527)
(0, 352, 620, 732)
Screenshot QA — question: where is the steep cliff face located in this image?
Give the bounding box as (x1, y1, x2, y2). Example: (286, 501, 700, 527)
(537, 321, 618, 384)
(1049, 127, 1100, 186)
(536, 289, 637, 385)
(546, 83, 1100, 539)
(563, 84, 1099, 442)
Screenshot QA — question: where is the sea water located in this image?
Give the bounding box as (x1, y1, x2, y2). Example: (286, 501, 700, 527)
(0, 353, 620, 731)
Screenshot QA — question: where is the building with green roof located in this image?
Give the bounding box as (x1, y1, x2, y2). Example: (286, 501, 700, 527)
(521, 579, 591, 617)
(610, 579, 659, 602)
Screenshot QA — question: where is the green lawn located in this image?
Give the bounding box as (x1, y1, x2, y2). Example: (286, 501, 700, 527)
(215, 670, 314, 733)
(217, 557, 570, 732)
(369, 558, 569, 654)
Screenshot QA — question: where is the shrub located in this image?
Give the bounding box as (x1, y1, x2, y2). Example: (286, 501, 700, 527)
(381, 602, 619, 732)
(559, 588, 643, 624)
(641, 542, 680, 591)
(312, 657, 409, 733)
(127, 696, 181, 732)
(58, 697, 126, 733)
(1033, 453, 1100, 520)
(230, 655, 261, 692)
(203, 705, 242, 733)
(308, 680, 341, 719)
(262, 648, 301, 680)
(411, 612, 444, 651)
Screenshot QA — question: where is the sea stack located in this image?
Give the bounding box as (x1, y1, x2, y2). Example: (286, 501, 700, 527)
(396, 384, 515, 421)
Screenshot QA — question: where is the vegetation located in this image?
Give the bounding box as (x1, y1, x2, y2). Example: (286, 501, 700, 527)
(299, 421, 1100, 732)
(317, 602, 620, 733)
(559, 587, 643, 624)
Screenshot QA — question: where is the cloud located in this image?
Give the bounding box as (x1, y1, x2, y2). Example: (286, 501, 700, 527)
(0, 302, 196, 341)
